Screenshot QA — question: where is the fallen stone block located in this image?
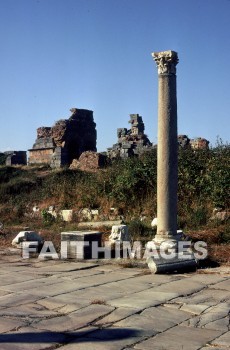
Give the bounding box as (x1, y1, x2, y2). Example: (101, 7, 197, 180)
(12, 231, 44, 248)
(147, 254, 197, 274)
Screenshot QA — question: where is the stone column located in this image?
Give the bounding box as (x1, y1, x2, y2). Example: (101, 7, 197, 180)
(152, 50, 179, 243)
(147, 51, 197, 273)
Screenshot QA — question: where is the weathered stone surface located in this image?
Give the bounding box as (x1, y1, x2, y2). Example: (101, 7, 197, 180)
(180, 303, 210, 314)
(60, 334, 141, 350)
(11, 231, 43, 248)
(0, 293, 40, 308)
(35, 304, 114, 331)
(174, 288, 230, 306)
(61, 231, 103, 259)
(147, 255, 197, 274)
(190, 137, 209, 149)
(78, 220, 123, 228)
(182, 310, 229, 328)
(107, 114, 153, 159)
(210, 279, 230, 291)
(153, 50, 178, 74)
(5, 151, 27, 165)
(203, 302, 230, 314)
(70, 151, 107, 172)
(109, 225, 130, 243)
(61, 209, 73, 222)
(211, 331, 230, 347)
(0, 326, 66, 350)
(37, 127, 52, 138)
(28, 108, 97, 168)
(0, 276, 63, 293)
(108, 289, 178, 309)
(114, 315, 159, 337)
(95, 307, 139, 326)
(153, 50, 178, 242)
(32, 261, 99, 272)
(86, 327, 145, 347)
(0, 318, 26, 333)
(0, 303, 59, 318)
(134, 325, 223, 350)
(178, 134, 190, 148)
(204, 317, 229, 331)
(148, 278, 205, 297)
(140, 305, 191, 330)
(0, 251, 229, 350)
(185, 273, 227, 285)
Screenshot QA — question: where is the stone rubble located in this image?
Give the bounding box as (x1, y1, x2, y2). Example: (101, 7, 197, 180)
(11, 230, 44, 248)
(107, 114, 153, 159)
(70, 151, 107, 172)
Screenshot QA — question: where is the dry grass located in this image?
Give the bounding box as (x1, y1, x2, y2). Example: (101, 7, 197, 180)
(90, 299, 107, 305)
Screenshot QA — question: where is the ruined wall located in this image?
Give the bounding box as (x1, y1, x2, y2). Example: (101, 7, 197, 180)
(107, 117, 209, 160)
(107, 114, 153, 159)
(5, 151, 27, 166)
(28, 149, 55, 165)
(28, 108, 97, 168)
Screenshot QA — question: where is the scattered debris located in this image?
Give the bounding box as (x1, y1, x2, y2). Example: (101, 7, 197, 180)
(12, 231, 44, 248)
(109, 225, 130, 244)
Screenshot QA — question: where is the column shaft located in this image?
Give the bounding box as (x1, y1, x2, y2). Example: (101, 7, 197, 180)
(156, 74, 178, 240)
(152, 50, 179, 243)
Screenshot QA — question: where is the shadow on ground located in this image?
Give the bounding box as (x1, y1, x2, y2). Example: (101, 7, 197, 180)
(0, 328, 141, 343)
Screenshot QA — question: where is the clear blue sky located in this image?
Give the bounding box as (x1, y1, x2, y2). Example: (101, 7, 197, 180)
(0, 0, 229, 152)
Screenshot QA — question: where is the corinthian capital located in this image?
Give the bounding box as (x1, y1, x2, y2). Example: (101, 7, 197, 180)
(152, 50, 179, 75)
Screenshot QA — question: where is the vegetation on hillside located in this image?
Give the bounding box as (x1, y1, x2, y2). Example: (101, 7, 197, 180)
(0, 139, 229, 264)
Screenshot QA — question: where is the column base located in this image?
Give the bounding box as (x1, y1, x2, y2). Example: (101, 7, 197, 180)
(146, 230, 197, 274)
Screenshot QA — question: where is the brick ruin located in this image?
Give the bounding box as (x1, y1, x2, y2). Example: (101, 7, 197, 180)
(28, 108, 97, 168)
(107, 114, 153, 159)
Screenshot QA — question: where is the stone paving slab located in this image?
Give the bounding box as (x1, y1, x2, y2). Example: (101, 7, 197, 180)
(180, 303, 210, 314)
(140, 305, 192, 330)
(183, 273, 228, 285)
(0, 303, 60, 318)
(173, 287, 230, 306)
(95, 307, 140, 326)
(0, 326, 67, 350)
(0, 273, 46, 286)
(181, 308, 230, 328)
(211, 279, 230, 291)
(148, 279, 206, 297)
(134, 325, 224, 350)
(0, 290, 10, 297)
(30, 261, 99, 272)
(0, 293, 41, 308)
(0, 276, 64, 293)
(210, 331, 230, 348)
(77, 327, 146, 350)
(0, 318, 27, 333)
(35, 304, 115, 332)
(108, 289, 179, 309)
(0, 252, 229, 350)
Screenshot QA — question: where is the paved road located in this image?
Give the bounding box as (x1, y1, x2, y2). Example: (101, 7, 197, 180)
(0, 249, 229, 350)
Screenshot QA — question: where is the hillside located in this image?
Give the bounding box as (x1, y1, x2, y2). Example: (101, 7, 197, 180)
(0, 142, 229, 265)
